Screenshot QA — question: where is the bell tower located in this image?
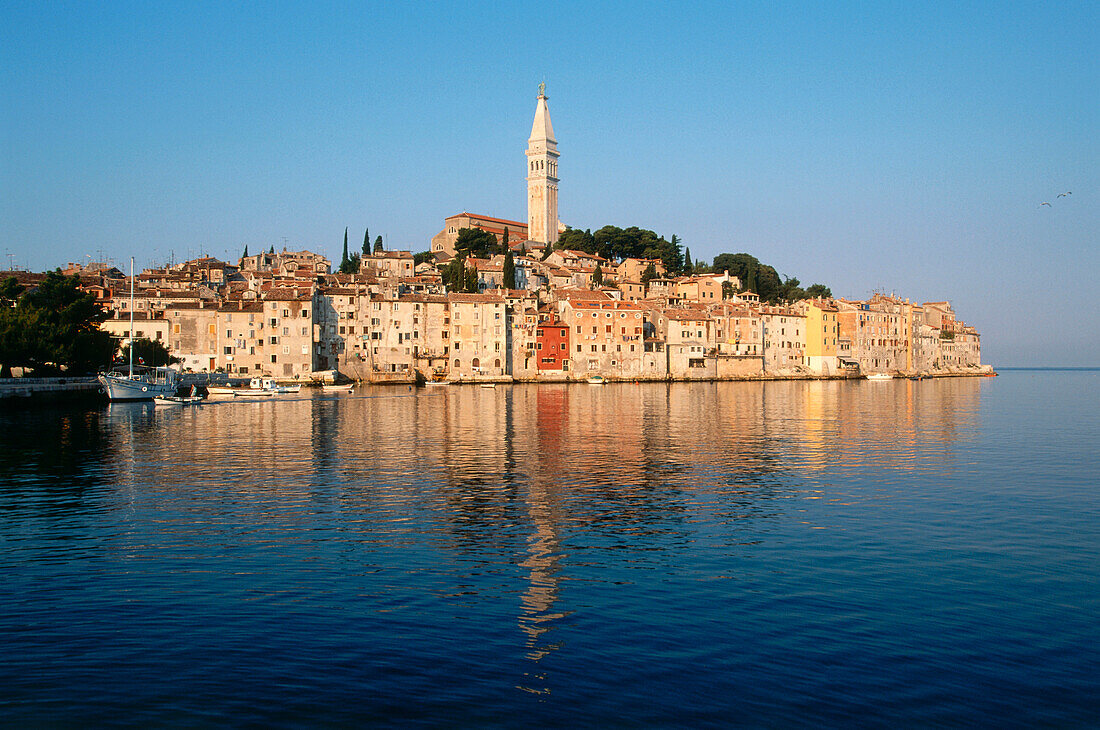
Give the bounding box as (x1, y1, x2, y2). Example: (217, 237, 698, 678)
(526, 83, 559, 245)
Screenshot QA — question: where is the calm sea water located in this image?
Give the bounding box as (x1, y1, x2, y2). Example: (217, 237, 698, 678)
(1, 371, 1098, 727)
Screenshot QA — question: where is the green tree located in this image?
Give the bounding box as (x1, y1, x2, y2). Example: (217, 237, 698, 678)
(242, 245, 249, 258)
(454, 228, 497, 258)
(557, 227, 595, 253)
(805, 283, 832, 299)
(464, 264, 479, 293)
(712, 253, 782, 302)
(413, 250, 435, 266)
(269, 245, 275, 254)
(683, 246, 693, 275)
(442, 256, 467, 291)
(502, 227, 510, 255)
(640, 262, 658, 284)
(722, 281, 736, 299)
(0, 277, 25, 305)
(362, 228, 371, 257)
(120, 338, 179, 367)
(0, 270, 115, 375)
(374, 235, 383, 254)
(592, 263, 603, 288)
(503, 251, 516, 289)
(338, 228, 351, 273)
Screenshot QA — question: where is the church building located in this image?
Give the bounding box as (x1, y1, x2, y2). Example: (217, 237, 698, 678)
(431, 84, 561, 255)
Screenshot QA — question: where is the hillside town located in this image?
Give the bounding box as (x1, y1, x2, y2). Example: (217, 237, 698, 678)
(1, 85, 984, 384)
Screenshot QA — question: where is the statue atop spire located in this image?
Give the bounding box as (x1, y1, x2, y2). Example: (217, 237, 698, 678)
(538, 81, 546, 98)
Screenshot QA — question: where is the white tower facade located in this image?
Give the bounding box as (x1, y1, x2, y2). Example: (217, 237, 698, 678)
(526, 83, 559, 245)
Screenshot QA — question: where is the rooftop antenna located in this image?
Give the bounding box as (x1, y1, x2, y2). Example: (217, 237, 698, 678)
(5, 251, 14, 270)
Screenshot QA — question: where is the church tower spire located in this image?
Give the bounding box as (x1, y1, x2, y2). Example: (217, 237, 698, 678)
(526, 83, 559, 245)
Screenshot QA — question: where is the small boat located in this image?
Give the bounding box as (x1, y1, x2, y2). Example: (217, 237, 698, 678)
(586, 375, 607, 385)
(479, 383, 497, 389)
(206, 385, 238, 397)
(233, 388, 275, 398)
(322, 382, 355, 392)
(866, 373, 894, 381)
(154, 395, 203, 406)
(426, 380, 451, 387)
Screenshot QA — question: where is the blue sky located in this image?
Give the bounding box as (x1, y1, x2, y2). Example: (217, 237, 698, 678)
(2, 1, 1097, 365)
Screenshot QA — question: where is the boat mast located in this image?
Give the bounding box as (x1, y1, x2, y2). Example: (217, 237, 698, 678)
(128, 257, 135, 377)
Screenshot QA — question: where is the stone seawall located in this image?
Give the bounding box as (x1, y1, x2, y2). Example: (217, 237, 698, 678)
(0, 377, 102, 404)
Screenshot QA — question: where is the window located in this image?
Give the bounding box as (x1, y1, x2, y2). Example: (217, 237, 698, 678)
(302, 310, 308, 318)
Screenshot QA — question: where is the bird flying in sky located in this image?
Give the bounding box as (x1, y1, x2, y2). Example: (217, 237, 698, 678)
(1040, 202, 1052, 207)
(1057, 192, 1072, 198)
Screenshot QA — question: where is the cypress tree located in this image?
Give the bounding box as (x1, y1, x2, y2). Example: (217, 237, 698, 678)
(683, 246, 693, 275)
(592, 263, 603, 288)
(502, 227, 510, 255)
(503, 251, 516, 289)
(362, 228, 370, 257)
(269, 245, 275, 254)
(242, 245, 249, 258)
(340, 228, 350, 273)
(374, 235, 383, 254)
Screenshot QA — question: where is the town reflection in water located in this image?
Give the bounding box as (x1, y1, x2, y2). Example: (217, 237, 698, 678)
(2, 378, 983, 696)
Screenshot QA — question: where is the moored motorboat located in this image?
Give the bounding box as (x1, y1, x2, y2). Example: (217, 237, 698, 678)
(479, 383, 497, 388)
(154, 395, 203, 406)
(322, 382, 355, 392)
(586, 375, 607, 385)
(866, 373, 894, 381)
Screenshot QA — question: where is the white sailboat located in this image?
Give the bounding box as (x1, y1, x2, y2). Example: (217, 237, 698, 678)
(98, 258, 180, 401)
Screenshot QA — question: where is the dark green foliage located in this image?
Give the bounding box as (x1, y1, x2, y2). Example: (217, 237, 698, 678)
(722, 281, 736, 299)
(556, 227, 595, 252)
(413, 251, 435, 266)
(374, 235, 383, 254)
(442, 256, 468, 291)
(362, 229, 370, 257)
(339, 228, 358, 274)
(0, 277, 25, 305)
(464, 265, 479, 293)
(0, 270, 115, 376)
(503, 251, 516, 289)
(683, 246, 693, 276)
(502, 227, 510, 256)
(454, 228, 497, 258)
(710, 253, 830, 303)
(269, 245, 275, 254)
(641, 262, 658, 284)
(556, 225, 684, 273)
(592, 263, 603, 288)
(805, 283, 832, 299)
(242, 245, 249, 258)
(120, 338, 179, 367)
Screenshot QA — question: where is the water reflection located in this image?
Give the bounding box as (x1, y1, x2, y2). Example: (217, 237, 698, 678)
(0, 377, 992, 719)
